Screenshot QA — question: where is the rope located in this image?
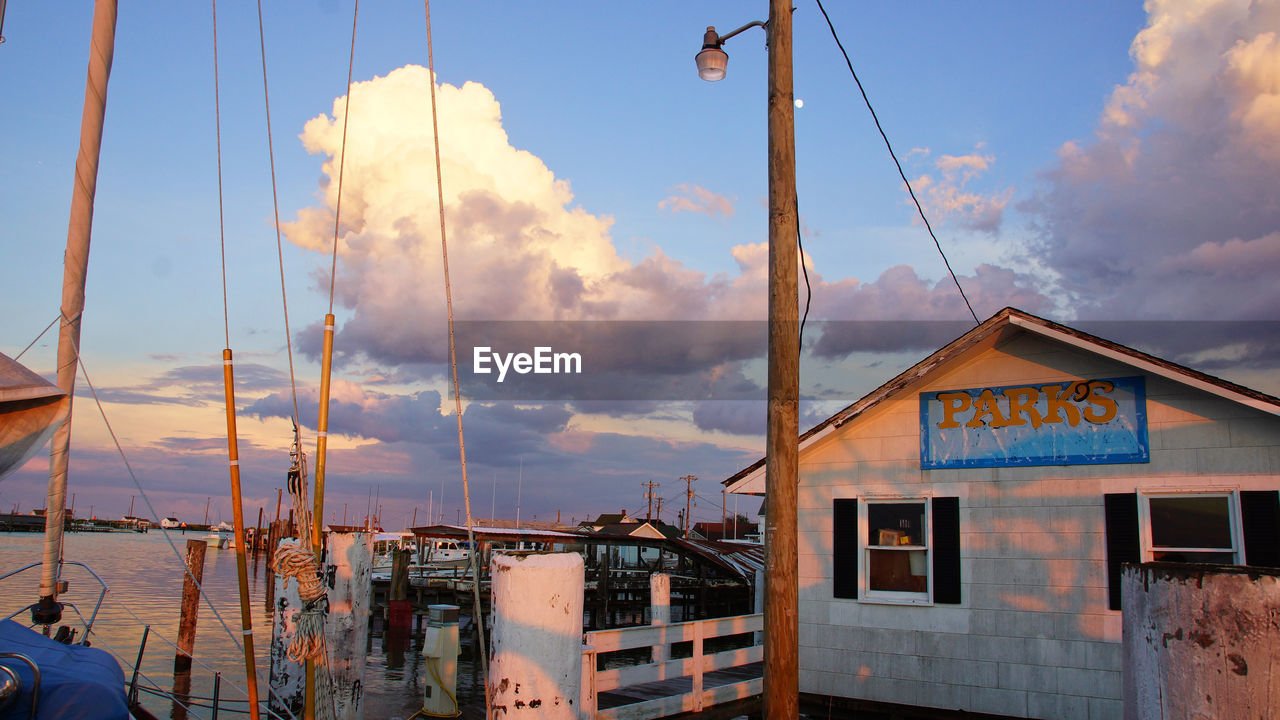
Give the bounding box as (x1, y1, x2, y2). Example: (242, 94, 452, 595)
(422, 3, 489, 716)
(326, 0, 359, 315)
(13, 314, 59, 361)
(254, 0, 304, 429)
(211, 0, 230, 349)
(270, 541, 327, 663)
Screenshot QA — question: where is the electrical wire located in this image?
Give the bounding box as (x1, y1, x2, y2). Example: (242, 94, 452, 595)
(813, 0, 980, 325)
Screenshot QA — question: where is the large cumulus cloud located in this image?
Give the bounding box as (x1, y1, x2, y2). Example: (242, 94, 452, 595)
(285, 64, 1047, 376)
(1030, 0, 1280, 320)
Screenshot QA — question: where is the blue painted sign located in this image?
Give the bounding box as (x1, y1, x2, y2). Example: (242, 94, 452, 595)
(920, 376, 1148, 469)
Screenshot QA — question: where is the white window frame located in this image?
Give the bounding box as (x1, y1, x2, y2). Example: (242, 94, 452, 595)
(859, 497, 932, 605)
(1137, 490, 1243, 564)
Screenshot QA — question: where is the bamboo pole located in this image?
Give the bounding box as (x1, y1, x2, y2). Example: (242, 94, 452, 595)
(222, 349, 261, 720)
(764, 0, 800, 715)
(306, 313, 336, 720)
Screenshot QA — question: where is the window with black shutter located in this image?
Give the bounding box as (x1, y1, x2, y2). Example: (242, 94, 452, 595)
(833, 498, 858, 599)
(1104, 490, 1280, 611)
(833, 496, 961, 604)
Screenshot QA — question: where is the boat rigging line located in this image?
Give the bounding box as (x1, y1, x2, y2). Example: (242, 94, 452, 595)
(423, 0, 491, 715)
(70, 349, 279, 714)
(209, 0, 263, 715)
(255, 0, 305, 433)
(812, 0, 980, 325)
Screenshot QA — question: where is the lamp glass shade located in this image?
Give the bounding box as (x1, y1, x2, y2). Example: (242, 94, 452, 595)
(696, 47, 728, 81)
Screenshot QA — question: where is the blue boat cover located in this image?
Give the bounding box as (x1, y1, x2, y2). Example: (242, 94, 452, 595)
(0, 619, 129, 720)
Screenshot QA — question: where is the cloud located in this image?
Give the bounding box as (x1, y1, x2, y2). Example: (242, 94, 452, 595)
(285, 66, 1049, 381)
(658, 184, 735, 218)
(1030, 0, 1280, 321)
(913, 145, 1013, 235)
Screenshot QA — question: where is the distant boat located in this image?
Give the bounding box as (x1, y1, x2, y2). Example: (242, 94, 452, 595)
(214, 520, 234, 532)
(160, 517, 181, 529)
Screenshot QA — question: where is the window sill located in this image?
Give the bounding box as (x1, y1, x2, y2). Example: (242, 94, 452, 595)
(857, 595, 933, 607)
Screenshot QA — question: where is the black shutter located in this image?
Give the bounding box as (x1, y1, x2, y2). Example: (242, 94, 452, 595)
(1241, 490, 1280, 568)
(1104, 493, 1140, 611)
(833, 498, 858, 599)
(932, 497, 961, 604)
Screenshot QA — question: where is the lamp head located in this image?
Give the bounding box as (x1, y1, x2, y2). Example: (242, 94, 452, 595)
(696, 26, 727, 82)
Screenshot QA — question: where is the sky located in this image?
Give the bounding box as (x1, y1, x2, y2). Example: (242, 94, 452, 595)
(2, 0, 1279, 530)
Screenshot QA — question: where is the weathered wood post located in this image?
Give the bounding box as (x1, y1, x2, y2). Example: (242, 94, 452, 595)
(326, 530, 374, 720)
(489, 553, 584, 718)
(649, 572, 670, 665)
(268, 531, 373, 720)
(174, 539, 207, 672)
(268, 537, 305, 720)
(1122, 563, 1280, 719)
(388, 547, 411, 631)
(172, 539, 207, 720)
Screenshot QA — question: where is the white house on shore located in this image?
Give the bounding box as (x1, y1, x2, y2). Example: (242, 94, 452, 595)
(726, 308, 1280, 719)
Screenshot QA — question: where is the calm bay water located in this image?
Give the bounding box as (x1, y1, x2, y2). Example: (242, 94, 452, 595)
(0, 529, 480, 719)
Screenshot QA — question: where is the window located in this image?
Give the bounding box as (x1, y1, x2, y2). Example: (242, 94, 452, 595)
(1104, 490, 1280, 611)
(865, 500, 929, 598)
(832, 496, 961, 604)
(1143, 493, 1237, 563)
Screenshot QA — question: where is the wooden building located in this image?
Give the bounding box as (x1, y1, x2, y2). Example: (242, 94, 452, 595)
(726, 308, 1280, 719)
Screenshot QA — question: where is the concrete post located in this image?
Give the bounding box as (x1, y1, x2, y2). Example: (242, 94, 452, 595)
(1122, 563, 1280, 720)
(489, 553, 584, 718)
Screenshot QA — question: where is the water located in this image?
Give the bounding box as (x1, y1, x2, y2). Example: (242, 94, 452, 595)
(0, 530, 481, 718)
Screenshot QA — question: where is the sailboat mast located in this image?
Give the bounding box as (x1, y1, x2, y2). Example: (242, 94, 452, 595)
(37, 0, 117, 623)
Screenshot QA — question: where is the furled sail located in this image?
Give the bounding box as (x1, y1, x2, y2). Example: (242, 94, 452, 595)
(0, 351, 68, 482)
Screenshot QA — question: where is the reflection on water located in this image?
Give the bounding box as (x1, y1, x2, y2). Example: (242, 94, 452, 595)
(0, 531, 481, 718)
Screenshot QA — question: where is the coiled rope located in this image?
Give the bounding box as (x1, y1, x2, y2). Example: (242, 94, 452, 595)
(270, 540, 327, 664)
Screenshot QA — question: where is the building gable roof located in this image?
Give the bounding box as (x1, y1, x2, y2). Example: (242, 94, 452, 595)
(725, 306, 1280, 494)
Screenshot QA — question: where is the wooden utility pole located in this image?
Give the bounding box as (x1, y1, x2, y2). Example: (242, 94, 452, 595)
(642, 480, 660, 520)
(680, 475, 697, 538)
(764, 0, 800, 715)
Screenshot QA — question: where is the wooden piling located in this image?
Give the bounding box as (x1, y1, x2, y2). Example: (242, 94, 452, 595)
(174, 539, 207, 673)
(174, 539, 207, 671)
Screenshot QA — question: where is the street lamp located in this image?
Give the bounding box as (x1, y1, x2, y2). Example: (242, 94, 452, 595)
(696, 6, 799, 718)
(694, 21, 766, 82)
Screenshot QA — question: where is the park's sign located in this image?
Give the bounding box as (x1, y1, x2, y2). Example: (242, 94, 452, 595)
(920, 376, 1149, 469)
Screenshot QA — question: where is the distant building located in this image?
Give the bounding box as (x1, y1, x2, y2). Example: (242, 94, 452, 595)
(577, 509, 639, 533)
(692, 519, 758, 542)
(726, 308, 1280, 719)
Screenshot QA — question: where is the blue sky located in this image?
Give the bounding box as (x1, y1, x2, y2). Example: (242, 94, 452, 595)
(3, 1, 1278, 529)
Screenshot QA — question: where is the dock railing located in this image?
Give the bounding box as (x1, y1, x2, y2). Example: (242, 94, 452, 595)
(580, 612, 763, 720)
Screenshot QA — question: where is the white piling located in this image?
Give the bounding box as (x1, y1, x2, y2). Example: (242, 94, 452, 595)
(649, 573, 670, 665)
(267, 532, 372, 720)
(268, 540, 304, 718)
(1122, 563, 1280, 720)
(326, 531, 373, 720)
(489, 552, 584, 718)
